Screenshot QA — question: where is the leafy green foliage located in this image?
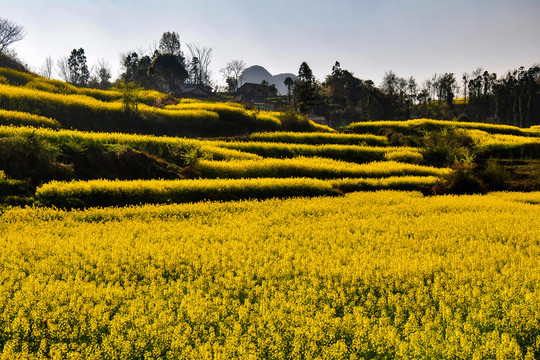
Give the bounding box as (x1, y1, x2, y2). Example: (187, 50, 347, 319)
(67, 48, 90, 86)
(0, 133, 73, 183)
(422, 127, 475, 167)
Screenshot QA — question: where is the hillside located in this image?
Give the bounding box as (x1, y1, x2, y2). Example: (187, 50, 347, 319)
(0, 66, 539, 208)
(0, 67, 324, 137)
(1, 67, 540, 360)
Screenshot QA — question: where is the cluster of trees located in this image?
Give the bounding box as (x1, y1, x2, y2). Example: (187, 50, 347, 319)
(120, 31, 213, 94)
(288, 61, 394, 125)
(467, 66, 540, 128)
(45, 31, 248, 97)
(31, 28, 214, 95)
(287, 61, 540, 128)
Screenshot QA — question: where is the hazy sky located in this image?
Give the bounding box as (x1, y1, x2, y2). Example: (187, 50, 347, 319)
(2, 0, 539, 87)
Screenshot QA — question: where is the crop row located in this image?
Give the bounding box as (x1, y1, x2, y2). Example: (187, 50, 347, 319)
(0, 68, 331, 135)
(207, 140, 424, 163)
(468, 129, 540, 150)
(0, 109, 60, 129)
(248, 131, 388, 146)
(1, 191, 539, 358)
(0, 125, 259, 163)
(34, 176, 440, 208)
(0, 126, 426, 167)
(0, 83, 236, 135)
(0, 66, 163, 103)
(346, 118, 540, 136)
(194, 157, 449, 179)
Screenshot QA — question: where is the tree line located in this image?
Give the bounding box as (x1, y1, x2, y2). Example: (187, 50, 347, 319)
(289, 61, 540, 128)
(1, 17, 538, 127)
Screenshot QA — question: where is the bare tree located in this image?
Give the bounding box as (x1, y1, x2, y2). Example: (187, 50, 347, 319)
(186, 43, 212, 86)
(39, 56, 54, 79)
(90, 58, 112, 89)
(462, 72, 469, 100)
(220, 59, 246, 91)
(407, 76, 417, 105)
(0, 18, 25, 53)
(159, 31, 182, 57)
(56, 56, 71, 82)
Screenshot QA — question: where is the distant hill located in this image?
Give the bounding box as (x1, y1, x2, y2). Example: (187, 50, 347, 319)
(241, 65, 296, 95)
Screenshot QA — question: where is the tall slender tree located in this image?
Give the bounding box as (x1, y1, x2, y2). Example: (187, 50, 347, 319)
(68, 48, 90, 86)
(284, 77, 294, 104)
(186, 43, 212, 86)
(39, 56, 54, 79)
(294, 61, 318, 113)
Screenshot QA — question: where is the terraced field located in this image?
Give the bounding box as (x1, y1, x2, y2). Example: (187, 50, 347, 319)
(1, 67, 540, 359)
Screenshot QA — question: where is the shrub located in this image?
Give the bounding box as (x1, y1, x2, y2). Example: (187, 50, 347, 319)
(277, 111, 310, 131)
(422, 127, 475, 167)
(0, 133, 73, 183)
(432, 158, 485, 194)
(481, 159, 510, 190)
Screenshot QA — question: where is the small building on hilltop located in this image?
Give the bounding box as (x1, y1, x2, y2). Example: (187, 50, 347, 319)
(180, 84, 213, 99)
(306, 113, 329, 126)
(232, 83, 277, 111)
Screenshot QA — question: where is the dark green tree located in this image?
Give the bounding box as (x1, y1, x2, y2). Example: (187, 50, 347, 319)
(325, 61, 345, 105)
(225, 77, 237, 93)
(381, 71, 400, 97)
(438, 73, 456, 107)
(324, 61, 363, 107)
(293, 61, 319, 113)
(148, 53, 188, 94)
(284, 76, 294, 104)
(121, 52, 139, 82)
(121, 52, 155, 89)
(68, 48, 89, 87)
(380, 70, 408, 119)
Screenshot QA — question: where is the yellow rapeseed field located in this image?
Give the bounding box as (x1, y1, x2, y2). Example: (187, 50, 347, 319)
(0, 191, 539, 359)
(0, 125, 260, 161)
(194, 157, 449, 179)
(0, 109, 61, 129)
(34, 176, 441, 207)
(466, 129, 540, 151)
(346, 118, 538, 136)
(206, 140, 423, 163)
(249, 131, 389, 146)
